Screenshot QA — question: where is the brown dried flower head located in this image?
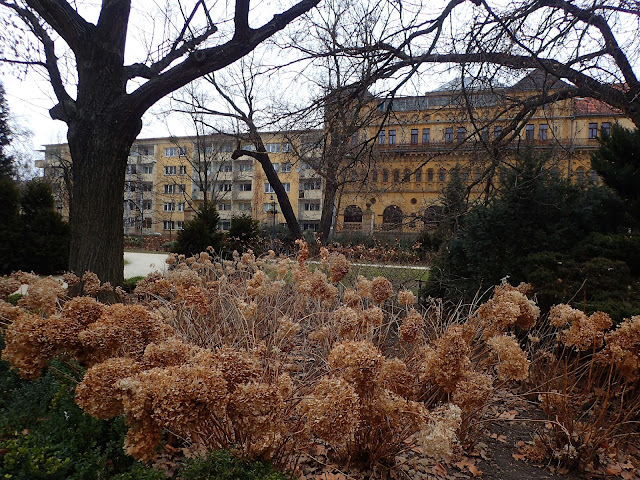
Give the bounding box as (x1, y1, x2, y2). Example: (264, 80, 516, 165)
(328, 253, 350, 283)
(487, 334, 530, 381)
(397, 290, 416, 306)
(371, 276, 393, 304)
(419, 325, 470, 392)
(400, 308, 424, 344)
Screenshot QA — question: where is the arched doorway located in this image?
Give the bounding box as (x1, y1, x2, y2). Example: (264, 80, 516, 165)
(382, 205, 403, 230)
(344, 205, 363, 230)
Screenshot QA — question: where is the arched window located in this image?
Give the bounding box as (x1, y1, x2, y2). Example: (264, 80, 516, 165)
(393, 169, 400, 183)
(372, 170, 378, 182)
(576, 167, 585, 182)
(427, 169, 434, 182)
(383, 205, 403, 230)
(382, 169, 389, 182)
(344, 205, 363, 223)
(403, 168, 411, 182)
(438, 168, 447, 182)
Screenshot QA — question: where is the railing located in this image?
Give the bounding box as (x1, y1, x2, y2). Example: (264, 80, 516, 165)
(373, 137, 601, 155)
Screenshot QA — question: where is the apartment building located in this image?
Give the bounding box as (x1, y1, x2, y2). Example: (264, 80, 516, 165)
(38, 131, 324, 236)
(336, 72, 633, 233)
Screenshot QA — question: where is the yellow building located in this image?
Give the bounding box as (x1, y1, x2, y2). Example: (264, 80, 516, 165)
(38, 131, 324, 236)
(336, 73, 634, 233)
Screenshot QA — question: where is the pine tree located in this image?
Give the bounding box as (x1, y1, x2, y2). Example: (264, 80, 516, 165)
(0, 81, 14, 178)
(591, 124, 640, 225)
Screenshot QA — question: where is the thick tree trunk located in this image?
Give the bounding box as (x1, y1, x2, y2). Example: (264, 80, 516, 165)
(67, 118, 141, 286)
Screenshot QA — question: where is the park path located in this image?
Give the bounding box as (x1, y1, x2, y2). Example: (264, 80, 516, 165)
(124, 251, 170, 279)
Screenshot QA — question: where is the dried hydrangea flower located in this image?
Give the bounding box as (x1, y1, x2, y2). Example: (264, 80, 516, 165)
(328, 253, 350, 283)
(397, 289, 416, 306)
(371, 276, 393, 304)
(487, 334, 530, 381)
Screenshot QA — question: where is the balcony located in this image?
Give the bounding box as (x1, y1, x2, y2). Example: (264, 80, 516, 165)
(374, 137, 601, 155)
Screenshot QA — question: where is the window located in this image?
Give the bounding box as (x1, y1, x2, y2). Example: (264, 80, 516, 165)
(266, 143, 280, 153)
(422, 128, 430, 144)
(125, 181, 136, 192)
(393, 169, 400, 183)
(126, 165, 137, 174)
(302, 222, 318, 231)
(281, 162, 292, 173)
(427, 169, 434, 182)
(238, 183, 252, 192)
(178, 165, 187, 174)
(237, 163, 253, 172)
(304, 202, 321, 211)
(137, 145, 154, 156)
(351, 133, 359, 145)
(142, 165, 153, 174)
(164, 184, 175, 194)
(219, 220, 231, 230)
(140, 182, 153, 191)
(457, 127, 466, 143)
(176, 221, 184, 230)
(163, 202, 175, 212)
(588, 123, 598, 139)
(243, 144, 256, 151)
(445, 127, 453, 143)
(539, 124, 548, 140)
(177, 202, 185, 212)
(217, 183, 232, 192)
(165, 147, 178, 157)
(411, 129, 419, 144)
(415, 169, 422, 182)
(238, 202, 252, 212)
(303, 180, 321, 190)
(218, 203, 232, 211)
(264, 182, 290, 193)
(382, 169, 389, 182)
(403, 168, 411, 182)
(388, 129, 396, 145)
(474, 170, 482, 181)
(282, 142, 292, 152)
(438, 168, 446, 182)
(272, 163, 279, 172)
(178, 184, 186, 193)
(576, 167, 585, 182)
(525, 124, 534, 140)
(142, 218, 152, 228)
(178, 146, 187, 156)
(164, 165, 177, 175)
(494, 125, 503, 139)
(378, 130, 386, 145)
(480, 128, 489, 141)
(163, 221, 175, 230)
(142, 200, 152, 210)
(263, 203, 276, 213)
(219, 164, 232, 172)
(601, 122, 611, 137)
(372, 170, 378, 182)
(221, 144, 233, 153)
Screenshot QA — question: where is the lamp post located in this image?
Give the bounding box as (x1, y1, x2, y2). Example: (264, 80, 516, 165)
(270, 194, 277, 240)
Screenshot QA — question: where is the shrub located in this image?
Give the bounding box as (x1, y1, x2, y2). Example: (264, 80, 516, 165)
(172, 207, 223, 256)
(178, 449, 294, 480)
(422, 149, 636, 317)
(224, 215, 262, 254)
(122, 276, 145, 293)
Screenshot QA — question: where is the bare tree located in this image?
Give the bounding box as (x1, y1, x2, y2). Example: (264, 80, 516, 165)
(173, 61, 304, 239)
(357, 0, 639, 128)
(0, 0, 319, 285)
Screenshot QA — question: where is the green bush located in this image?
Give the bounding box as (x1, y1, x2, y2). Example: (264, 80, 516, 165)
(178, 449, 294, 480)
(172, 207, 223, 256)
(6, 293, 22, 306)
(122, 276, 145, 293)
(422, 149, 639, 321)
(224, 215, 262, 254)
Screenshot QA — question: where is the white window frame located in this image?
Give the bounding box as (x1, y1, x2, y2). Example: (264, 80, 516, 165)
(165, 147, 178, 157)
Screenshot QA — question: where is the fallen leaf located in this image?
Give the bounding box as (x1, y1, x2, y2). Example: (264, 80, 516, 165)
(498, 410, 519, 420)
(512, 453, 526, 461)
(497, 435, 507, 443)
(621, 471, 635, 480)
(516, 441, 526, 448)
(606, 464, 623, 476)
(432, 463, 448, 477)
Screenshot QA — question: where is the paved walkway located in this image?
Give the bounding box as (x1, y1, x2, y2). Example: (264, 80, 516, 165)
(124, 251, 170, 278)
